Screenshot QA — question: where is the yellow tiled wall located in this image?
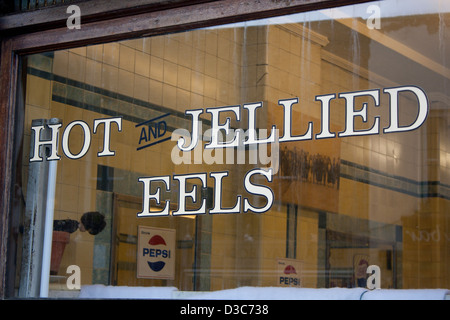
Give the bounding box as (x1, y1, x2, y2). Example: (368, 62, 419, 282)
(22, 20, 449, 291)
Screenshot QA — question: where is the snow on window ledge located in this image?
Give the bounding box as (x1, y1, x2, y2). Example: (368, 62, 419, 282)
(76, 285, 450, 300)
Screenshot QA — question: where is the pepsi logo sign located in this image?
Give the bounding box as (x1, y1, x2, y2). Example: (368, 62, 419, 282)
(277, 259, 302, 287)
(137, 226, 176, 279)
(144, 235, 171, 272)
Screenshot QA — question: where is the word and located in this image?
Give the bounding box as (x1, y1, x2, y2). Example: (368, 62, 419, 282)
(137, 113, 170, 150)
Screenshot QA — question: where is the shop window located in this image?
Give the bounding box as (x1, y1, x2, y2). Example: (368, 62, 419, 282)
(11, 0, 450, 298)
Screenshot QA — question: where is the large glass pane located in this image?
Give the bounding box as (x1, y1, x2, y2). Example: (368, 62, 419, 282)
(12, 0, 450, 298)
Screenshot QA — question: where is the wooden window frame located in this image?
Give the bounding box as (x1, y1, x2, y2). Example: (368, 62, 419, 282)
(0, 0, 372, 298)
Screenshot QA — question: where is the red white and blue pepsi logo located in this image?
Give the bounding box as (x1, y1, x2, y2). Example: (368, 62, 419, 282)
(138, 226, 176, 279)
(142, 234, 172, 272)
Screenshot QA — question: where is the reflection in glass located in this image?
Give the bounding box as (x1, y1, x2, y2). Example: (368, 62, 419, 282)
(13, 0, 450, 298)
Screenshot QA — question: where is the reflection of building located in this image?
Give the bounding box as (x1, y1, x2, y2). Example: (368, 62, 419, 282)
(0, 0, 449, 298)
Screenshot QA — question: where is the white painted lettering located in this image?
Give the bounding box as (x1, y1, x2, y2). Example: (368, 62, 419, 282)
(30, 123, 62, 162)
(138, 176, 170, 217)
(205, 106, 241, 149)
(243, 168, 274, 213)
(383, 86, 429, 133)
(94, 117, 122, 157)
(173, 173, 207, 216)
(62, 120, 91, 159)
(338, 89, 380, 137)
(278, 98, 313, 142)
(210, 171, 241, 214)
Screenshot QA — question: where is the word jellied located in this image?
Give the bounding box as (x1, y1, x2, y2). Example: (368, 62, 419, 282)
(177, 86, 428, 152)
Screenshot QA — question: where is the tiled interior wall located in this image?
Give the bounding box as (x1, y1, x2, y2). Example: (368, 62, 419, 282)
(21, 21, 449, 291)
